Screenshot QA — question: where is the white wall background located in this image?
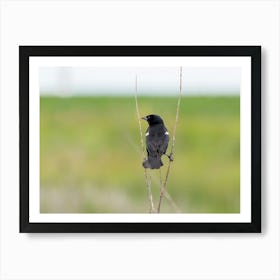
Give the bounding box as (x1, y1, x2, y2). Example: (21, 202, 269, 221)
(0, 1, 279, 280)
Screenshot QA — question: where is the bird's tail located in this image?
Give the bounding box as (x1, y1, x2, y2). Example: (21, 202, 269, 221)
(143, 156, 163, 169)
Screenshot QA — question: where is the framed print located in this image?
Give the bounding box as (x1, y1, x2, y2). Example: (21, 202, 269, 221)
(19, 46, 261, 233)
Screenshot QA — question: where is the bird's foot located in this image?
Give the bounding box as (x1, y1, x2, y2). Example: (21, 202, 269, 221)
(165, 153, 174, 162)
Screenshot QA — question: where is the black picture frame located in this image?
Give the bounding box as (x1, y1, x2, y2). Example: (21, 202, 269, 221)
(20, 46, 261, 233)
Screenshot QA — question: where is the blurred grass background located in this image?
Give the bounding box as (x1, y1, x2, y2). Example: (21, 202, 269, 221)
(40, 95, 240, 213)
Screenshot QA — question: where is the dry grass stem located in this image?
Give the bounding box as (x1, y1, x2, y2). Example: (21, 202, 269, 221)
(125, 134, 181, 212)
(135, 75, 155, 213)
(157, 66, 183, 213)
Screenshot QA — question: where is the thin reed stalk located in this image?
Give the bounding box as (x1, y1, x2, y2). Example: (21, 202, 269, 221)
(157, 66, 183, 213)
(125, 132, 181, 212)
(134, 75, 155, 213)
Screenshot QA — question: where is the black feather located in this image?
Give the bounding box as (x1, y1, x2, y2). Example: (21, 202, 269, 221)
(141, 114, 169, 169)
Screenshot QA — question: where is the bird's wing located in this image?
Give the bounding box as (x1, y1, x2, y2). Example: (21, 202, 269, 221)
(146, 133, 169, 156)
(158, 134, 169, 154)
(146, 139, 158, 156)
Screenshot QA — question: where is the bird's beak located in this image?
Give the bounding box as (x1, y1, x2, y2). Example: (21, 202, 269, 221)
(141, 116, 147, 121)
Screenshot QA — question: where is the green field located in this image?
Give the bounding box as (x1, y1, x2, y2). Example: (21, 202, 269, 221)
(40, 95, 240, 213)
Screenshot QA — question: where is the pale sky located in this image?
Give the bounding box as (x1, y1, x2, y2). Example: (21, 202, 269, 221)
(40, 66, 241, 96)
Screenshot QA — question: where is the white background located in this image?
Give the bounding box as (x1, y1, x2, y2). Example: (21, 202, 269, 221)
(0, 1, 279, 280)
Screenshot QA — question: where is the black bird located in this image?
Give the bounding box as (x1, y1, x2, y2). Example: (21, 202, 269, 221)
(141, 114, 170, 169)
